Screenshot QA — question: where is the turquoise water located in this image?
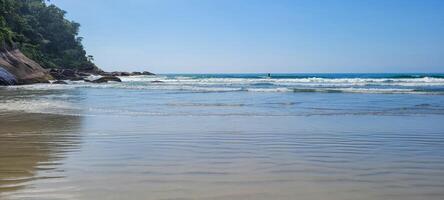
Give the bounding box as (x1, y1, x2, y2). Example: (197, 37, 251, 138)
(1, 73, 444, 199)
(1, 73, 444, 116)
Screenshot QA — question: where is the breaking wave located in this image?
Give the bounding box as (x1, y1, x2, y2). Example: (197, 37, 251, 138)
(2, 74, 443, 94)
(2, 73, 444, 117)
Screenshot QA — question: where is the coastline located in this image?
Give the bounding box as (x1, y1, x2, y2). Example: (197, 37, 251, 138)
(0, 46, 154, 86)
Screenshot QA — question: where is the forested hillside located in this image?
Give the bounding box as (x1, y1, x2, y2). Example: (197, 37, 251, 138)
(0, 0, 97, 70)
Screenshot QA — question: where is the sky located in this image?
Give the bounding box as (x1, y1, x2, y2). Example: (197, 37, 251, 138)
(49, 0, 444, 73)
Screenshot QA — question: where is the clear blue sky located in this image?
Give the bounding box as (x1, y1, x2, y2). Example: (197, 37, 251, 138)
(50, 0, 444, 73)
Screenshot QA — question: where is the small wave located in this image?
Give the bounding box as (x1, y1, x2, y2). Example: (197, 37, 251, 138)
(3, 74, 444, 95)
(166, 103, 246, 107)
(293, 88, 342, 93)
(251, 82, 275, 86)
(4, 83, 444, 94)
(413, 88, 444, 93)
(183, 87, 244, 93)
(247, 88, 293, 92)
(119, 75, 166, 82)
(117, 76, 444, 87)
(387, 75, 444, 79)
(290, 88, 428, 94)
(247, 87, 435, 94)
(0, 99, 79, 115)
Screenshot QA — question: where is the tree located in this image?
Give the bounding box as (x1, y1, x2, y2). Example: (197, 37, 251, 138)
(87, 55, 94, 62)
(0, 0, 99, 71)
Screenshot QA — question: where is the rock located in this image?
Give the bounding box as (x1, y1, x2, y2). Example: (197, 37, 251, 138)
(61, 69, 76, 77)
(52, 80, 68, 84)
(99, 71, 112, 76)
(87, 76, 122, 83)
(48, 68, 96, 81)
(106, 71, 154, 77)
(0, 67, 18, 85)
(77, 72, 91, 77)
(69, 76, 85, 81)
(77, 65, 103, 74)
(142, 71, 155, 75)
(49, 69, 63, 79)
(110, 71, 131, 76)
(49, 69, 84, 80)
(0, 47, 53, 85)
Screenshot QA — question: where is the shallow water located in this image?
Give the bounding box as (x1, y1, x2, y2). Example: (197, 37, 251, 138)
(1, 74, 444, 199)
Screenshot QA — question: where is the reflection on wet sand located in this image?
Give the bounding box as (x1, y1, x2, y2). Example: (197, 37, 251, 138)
(0, 112, 81, 198)
(1, 84, 444, 199)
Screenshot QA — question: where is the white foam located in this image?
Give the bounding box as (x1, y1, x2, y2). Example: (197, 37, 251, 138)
(2, 76, 444, 94)
(0, 99, 78, 115)
(247, 88, 293, 92)
(334, 88, 418, 94)
(118, 76, 444, 88)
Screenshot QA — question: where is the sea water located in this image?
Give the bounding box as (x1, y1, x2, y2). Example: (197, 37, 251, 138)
(1, 73, 444, 199)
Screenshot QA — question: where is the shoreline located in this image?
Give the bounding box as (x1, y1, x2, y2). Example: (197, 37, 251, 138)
(0, 47, 155, 86)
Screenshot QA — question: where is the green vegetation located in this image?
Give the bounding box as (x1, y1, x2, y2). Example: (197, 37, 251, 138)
(0, 0, 97, 70)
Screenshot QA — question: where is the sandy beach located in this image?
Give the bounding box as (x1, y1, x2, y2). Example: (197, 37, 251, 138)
(1, 104, 444, 200)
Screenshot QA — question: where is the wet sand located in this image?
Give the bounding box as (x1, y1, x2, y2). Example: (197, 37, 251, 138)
(1, 112, 444, 200)
(0, 112, 81, 198)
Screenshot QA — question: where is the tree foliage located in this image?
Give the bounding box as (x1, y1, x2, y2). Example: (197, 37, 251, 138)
(0, 0, 97, 70)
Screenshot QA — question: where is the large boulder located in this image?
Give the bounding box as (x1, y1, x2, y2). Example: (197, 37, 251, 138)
(0, 47, 52, 85)
(49, 68, 98, 81)
(49, 68, 85, 81)
(0, 67, 17, 85)
(110, 71, 131, 76)
(86, 76, 122, 83)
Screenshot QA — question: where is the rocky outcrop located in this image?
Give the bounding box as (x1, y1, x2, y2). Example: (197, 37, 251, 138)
(0, 67, 17, 85)
(142, 71, 155, 75)
(0, 45, 154, 86)
(100, 71, 155, 77)
(85, 76, 122, 83)
(49, 69, 87, 81)
(48, 69, 154, 84)
(52, 80, 68, 84)
(0, 47, 53, 85)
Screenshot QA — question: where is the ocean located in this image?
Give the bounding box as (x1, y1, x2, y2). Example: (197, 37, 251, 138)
(2, 73, 444, 116)
(1, 73, 444, 199)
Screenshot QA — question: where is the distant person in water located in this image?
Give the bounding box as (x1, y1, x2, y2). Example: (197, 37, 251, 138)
(267, 73, 271, 78)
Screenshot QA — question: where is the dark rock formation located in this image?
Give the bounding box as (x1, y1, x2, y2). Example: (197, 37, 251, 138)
(142, 71, 155, 75)
(101, 71, 155, 76)
(0, 45, 153, 86)
(77, 72, 91, 77)
(109, 71, 131, 76)
(52, 80, 68, 84)
(86, 76, 122, 83)
(0, 67, 17, 85)
(49, 69, 90, 81)
(0, 47, 53, 85)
